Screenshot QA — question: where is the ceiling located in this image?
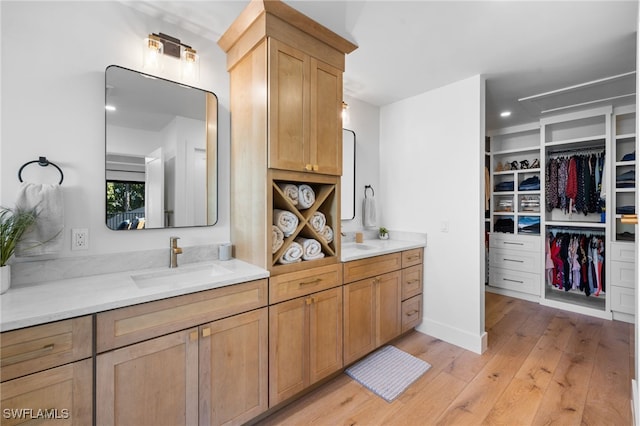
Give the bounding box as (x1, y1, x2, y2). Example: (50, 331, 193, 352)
(124, 0, 638, 132)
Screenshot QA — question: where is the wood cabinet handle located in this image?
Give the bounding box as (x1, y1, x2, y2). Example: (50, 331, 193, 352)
(202, 328, 211, 338)
(1, 344, 55, 366)
(305, 164, 313, 171)
(299, 278, 321, 287)
(407, 255, 420, 260)
(405, 310, 419, 316)
(312, 164, 319, 171)
(407, 279, 420, 284)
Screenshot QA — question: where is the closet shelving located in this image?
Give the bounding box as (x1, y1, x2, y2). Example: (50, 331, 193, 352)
(489, 124, 541, 235)
(540, 106, 612, 319)
(613, 106, 636, 242)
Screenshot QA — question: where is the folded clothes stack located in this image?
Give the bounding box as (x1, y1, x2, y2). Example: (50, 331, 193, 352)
(616, 205, 636, 215)
(494, 181, 514, 192)
(520, 196, 540, 212)
(518, 216, 540, 234)
(617, 170, 635, 188)
(518, 176, 540, 191)
(622, 151, 636, 162)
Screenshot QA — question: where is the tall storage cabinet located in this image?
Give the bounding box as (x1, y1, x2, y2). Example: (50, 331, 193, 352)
(218, 0, 357, 274)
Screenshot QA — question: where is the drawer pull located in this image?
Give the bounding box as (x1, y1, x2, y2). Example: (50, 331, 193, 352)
(405, 310, 419, 316)
(299, 278, 321, 287)
(202, 328, 211, 338)
(503, 278, 524, 284)
(306, 297, 316, 305)
(407, 255, 420, 260)
(406, 279, 420, 284)
(305, 164, 313, 171)
(503, 242, 524, 246)
(1, 344, 55, 366)
(503, 258, 524, 263)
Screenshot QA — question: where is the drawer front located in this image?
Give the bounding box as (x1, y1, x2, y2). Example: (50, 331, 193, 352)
(610, 285, 635, 315)
(269, 264, 342, 304)
(402, 264, 423, 300)
(402, 248, 423, 268)
(96, 279, 268, 352)
(343, 252, 401, 284)
(611, 260, 636, 289)
(401, 295, 422, 332)
(1, 316, 92, 382)
(489, 247, 540, 274)
(610, 242, 636, 262)
(489, 233, 541, 252)
(488, 268, 540, 296)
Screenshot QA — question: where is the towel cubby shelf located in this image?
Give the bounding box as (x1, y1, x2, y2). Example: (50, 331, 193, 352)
(18, 156, 64, 185)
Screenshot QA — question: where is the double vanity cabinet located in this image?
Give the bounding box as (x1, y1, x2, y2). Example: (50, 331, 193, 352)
(0, 245, 424, 426)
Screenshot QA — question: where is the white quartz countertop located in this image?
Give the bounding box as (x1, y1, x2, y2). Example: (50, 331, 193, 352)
(0, 259, 269, 332)
(341, 239, 425, 262)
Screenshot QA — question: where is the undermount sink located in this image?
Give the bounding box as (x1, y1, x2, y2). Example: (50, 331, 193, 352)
(131, 263, 232, 288)
(342, 242, 377, 251)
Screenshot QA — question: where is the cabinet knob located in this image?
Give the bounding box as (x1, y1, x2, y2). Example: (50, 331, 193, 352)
(202, 328, 211, 338)
(305, 164, 313, 171)
(312, 164, 319, 171)
(306, 297, 315, 305)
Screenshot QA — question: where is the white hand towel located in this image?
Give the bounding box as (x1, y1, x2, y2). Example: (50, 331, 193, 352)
(278, 183, 299, 206)
(298, 184, 316, 210)
(273, 209, 298, 237)
(15, 182, 64, 256)
(310, 211, 326, 233)
(272, 225, 284, 254)
(320, 225, 334, 244)
(278, 241, 303, 264)
(363, 196, 377, 229)
(295, 237, 325, 261)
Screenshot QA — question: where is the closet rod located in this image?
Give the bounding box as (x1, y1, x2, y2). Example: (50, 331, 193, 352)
(547, 147, 604, 158)
(547, 227, 605, 235)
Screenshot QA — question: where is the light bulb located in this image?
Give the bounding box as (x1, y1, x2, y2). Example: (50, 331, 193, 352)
(142, 36, 163, 71)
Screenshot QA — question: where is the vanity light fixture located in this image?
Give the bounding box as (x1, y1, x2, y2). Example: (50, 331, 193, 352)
(142, 33, 200, 82)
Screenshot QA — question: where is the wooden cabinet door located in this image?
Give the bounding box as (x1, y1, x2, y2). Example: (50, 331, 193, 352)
(268, 39, 310, 172)
(343, 279, 376, 365)
(309, 287, 343, 384)
(269, 297, 307, 406)
(199, 308, 268, 426)
(1, 358, 92, 425)
(310, 58, 343, 176)
(377, 271, 402, 345)
(96, 329, 199, 426)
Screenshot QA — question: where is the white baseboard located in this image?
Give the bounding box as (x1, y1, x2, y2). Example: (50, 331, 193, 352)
(416, 318, 487, 354)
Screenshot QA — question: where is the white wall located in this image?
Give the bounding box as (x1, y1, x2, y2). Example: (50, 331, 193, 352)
(1, 1, 231, 258)
(379, 75, 487, 353)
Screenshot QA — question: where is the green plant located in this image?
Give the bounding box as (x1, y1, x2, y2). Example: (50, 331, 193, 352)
(379, 227, 388, 235)
(0, 207, 37, 267)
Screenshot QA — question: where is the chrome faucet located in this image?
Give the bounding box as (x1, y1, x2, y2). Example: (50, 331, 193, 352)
(170, 236, 183, 268)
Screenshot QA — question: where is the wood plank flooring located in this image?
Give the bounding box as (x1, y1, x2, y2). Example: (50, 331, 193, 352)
(259, 292, 633, 425)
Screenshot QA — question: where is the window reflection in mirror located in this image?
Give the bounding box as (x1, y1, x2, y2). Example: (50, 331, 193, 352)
(341, 129, 356, 220)
(105, 65, 217, 230)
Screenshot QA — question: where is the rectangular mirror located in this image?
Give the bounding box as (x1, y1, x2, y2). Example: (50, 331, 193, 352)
(341, 129, 356, 220)
(105, 65, 217, 230)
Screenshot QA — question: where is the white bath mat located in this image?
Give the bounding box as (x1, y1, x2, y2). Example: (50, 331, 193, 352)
(345, 345, 431, 402)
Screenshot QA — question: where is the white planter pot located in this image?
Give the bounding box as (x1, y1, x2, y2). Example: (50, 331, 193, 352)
(1, 265, 10, 294)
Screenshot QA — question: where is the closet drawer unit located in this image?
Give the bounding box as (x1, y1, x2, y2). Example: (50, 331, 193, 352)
(489, 268, 540, 296)
(401, 248, 423, 268)
(269, 264, 342, 304)
(96, 279, 268, 353)
(401, 295, 422, 332)
(343, 252, 401, 284)
(489, 233, 541, 252)
(1, 316, 92, 382)
(611, 242, 636, 262)
(610, 260, 636, 289)
(401, 264, 423, 301)
(610, 285, 635, 315)
(489, 247, 540, 274)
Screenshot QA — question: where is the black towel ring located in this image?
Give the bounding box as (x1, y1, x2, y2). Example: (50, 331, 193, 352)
(18, 157, 64, 184)
(365, 185, 374, 198)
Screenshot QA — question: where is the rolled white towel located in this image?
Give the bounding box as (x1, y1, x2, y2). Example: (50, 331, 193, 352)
(295, 237, 325, 261)
(273, 209, 298, 237)
(278, 241, 303, 264)
(272, 225, 284, 254)
(310, 211, 326, 232)
(298, 184, 315, 209)
(320, 226, 334, 244)
(278, 183, 298, 206)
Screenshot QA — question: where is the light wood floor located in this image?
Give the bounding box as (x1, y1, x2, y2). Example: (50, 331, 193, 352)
(260, 292, 634, 425)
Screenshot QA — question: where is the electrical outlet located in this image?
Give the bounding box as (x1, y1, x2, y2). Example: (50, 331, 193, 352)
(71, 228, 89, 251)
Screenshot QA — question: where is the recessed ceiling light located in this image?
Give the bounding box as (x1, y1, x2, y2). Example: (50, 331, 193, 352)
(105, 105, 116, 111)
(500, 111, 511, 117)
